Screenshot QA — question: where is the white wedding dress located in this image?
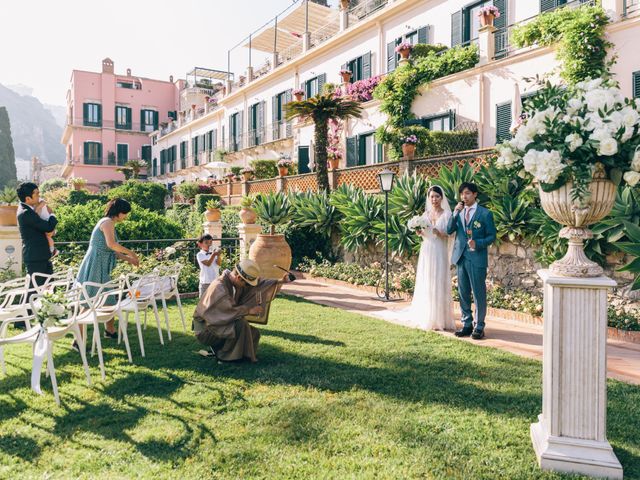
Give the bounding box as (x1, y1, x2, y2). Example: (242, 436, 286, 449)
(377, 187, 455, 331)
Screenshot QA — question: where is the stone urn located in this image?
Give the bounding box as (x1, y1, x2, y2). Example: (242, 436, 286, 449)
(239, 207, 257, 224)
(401, 143, 416, 159)
(204, 207, 221, 222)
(538, 163, 616, 277)
(0, 205, 18, 226)
(248, 234, 292, 280)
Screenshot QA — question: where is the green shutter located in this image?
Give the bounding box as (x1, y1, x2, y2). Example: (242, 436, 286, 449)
(358, 135, 367, 165)
(153, 111, 159, 130)
(140, 109, 145, 131)
(346, 136, 358, 167)
(496, 102, 513, 144)
(317, 74, 327, 94)
(540, 0, 557, 12)
(284, 90, 292, 138)
(417, 26, 429, 45)
(97, 104, 102, 126)
(362, 52, 371, 80)
(83, 142, 89, 161)
(451, 10, 463, 47)
(126, 107, 132, 129)
(387, 41, 397, 73)
(377, 143, 384, 164)
(633, 71, 640, 98)
(83, 104, 89, 126)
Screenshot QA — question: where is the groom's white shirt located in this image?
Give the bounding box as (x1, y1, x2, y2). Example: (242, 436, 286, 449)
(462, 202, 478, 228)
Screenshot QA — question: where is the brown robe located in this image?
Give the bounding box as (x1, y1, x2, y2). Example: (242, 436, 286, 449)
(193, 270, 280, 362)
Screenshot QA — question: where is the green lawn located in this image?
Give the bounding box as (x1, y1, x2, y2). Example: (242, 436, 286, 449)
(1, 296, 639, 479)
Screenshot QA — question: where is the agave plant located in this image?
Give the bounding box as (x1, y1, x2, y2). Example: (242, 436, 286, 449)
(388, 172, 429, 221)
(489, 194, 535, 244)
(530, 208, 565, 265)
(373, 213, 421, 258)
(615, 221, 640, 290)
(329, 183, 359, 210)
(0, 186, 18, 205)
(433, 162, 482, 207)
(289, 191, 339, 239)
(335, 190, 383, 252)
(253, 192, 291, 235)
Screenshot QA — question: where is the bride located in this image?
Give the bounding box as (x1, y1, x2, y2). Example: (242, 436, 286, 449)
(380, 185, 455, 331)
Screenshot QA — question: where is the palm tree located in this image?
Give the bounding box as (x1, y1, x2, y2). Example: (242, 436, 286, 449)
(117, 159, 147, 180)
(286, 93, 362, 192)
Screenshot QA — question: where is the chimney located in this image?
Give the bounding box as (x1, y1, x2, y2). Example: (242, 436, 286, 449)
(126, 68, 131, 76)
(169, 75, 174, 83)
(102, 58, 114, 74)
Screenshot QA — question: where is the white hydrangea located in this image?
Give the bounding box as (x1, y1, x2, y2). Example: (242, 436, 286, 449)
(621, 106, 640, 127)
(523, 149, 565, 184)
(631, 150, 640, 172)
(624, 170, 640, 187)
(566, 98, 583, 115)
(597, 137, 618, 156)
(565, 133, 583, 152)
(496, 145, 518, 167)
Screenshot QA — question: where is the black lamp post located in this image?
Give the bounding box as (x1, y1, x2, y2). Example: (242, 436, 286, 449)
(378, 168, 395, 301)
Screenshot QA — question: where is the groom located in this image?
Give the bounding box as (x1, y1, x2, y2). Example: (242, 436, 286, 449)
(447, 182, 496, 340)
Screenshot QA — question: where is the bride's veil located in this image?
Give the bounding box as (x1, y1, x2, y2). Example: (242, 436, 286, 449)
(425, 184, 454, 261)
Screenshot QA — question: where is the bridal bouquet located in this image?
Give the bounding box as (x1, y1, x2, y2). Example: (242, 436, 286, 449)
(496, 78, 640, 202)
(408, 215, 430, 234)
(36, 292, 70, 328)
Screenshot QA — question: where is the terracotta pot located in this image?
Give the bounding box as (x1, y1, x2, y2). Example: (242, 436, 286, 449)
(204, 208, 221, 222)
(294, 93, 304, 101)
(480, 12, 495, 27)
(242, 172, 253, 182)
(401, 143, 416, 159)
(340, 0, 350, 10)
(340, 72, 352, 84)
(329, 157, 340, 170)
(538, 163, 616, 277)
(248, 234, 292, 280)
(278, 166, 289, 177)
(73, 183, 83, 191)
(398, 47, 411, 60)
(239, 207, 257, 224)
(0, 205, 18, 226)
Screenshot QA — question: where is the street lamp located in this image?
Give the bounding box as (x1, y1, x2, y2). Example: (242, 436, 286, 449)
(378, 168, 396, 301)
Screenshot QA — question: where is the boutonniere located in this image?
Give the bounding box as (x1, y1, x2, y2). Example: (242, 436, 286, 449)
(473, 220, 482, 229)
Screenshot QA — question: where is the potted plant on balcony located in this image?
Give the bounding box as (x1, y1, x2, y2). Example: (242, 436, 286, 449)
(402, 134, 418, 159)
(339, 0, 350, 11)
(239, 194, 257, 224)
(240, 166, 255, 181)
(249, 192, 292, 279)
(395, 42, 414, 60)
(68, 177, 87, 191)
(495, 79, 640, 277)
(0, 186, 19, 227)
(277, 158, 293, 176)
(204, 198, 222, 222)
(339, 69, 353, 84)
(224, 172, 235, 183)
(293, 89, 305, 101)
(478, 5, 500, 27)
(327, 147, 342, 170)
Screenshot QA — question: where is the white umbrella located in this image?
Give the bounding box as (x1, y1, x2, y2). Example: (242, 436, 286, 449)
(510, 82, 523, 133)
(205, 161, 231, 169)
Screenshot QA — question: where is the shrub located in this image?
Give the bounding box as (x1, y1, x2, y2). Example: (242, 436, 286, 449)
(411, 43, 448, 59)
(251, 159, 278, 179)
(221, 206, 241, 239)
(67, 189, 108, 206)
(107, 180, 168, 212)
(43, 187, 73, 209)
(194, 194, 221, 214)
(40, 178, 66, 194)
(175, 182, 200, 202)
(166, 204, 202, 239)
(231, 166, 242, 176)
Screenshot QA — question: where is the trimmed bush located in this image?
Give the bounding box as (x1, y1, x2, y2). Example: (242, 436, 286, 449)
(107, 180, 167, 212)
(251, 159, 278, 179)
(40, 178, 67, 194)
(176, 182, 200, 201)
(194, 194, 221, 214)
(67, 189, 108, 205)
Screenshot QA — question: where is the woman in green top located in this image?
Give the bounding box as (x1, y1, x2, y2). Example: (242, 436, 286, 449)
(76, 198, 139, 339)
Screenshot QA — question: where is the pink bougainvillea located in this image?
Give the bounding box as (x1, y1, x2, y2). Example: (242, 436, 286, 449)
(345, 75, 383, 102)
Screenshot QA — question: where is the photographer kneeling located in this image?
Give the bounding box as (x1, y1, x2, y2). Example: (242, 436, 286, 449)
(193, 259, 291, 363)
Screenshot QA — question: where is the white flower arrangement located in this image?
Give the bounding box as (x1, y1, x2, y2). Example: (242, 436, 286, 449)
(164, 246, 177, 257)
(36, 292, 70, 328)
(496, 79, 640, 202)
(407, 215, 430, 233)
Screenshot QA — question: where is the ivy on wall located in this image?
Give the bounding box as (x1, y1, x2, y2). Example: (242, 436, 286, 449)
(511, 4, 611, 85)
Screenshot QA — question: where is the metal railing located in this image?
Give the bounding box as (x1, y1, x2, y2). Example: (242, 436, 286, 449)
(309, 16, 341, 49)
(347, 0, 388, 25)
(624, 0, 640, 17)
(66, 117, 159, 132)
(64, 156, 146, 167)
(276, 39, 304, 67)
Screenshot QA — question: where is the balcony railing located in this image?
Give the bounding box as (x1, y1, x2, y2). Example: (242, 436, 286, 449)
(65, 156, 135, 167)
(624, 0, 640, 17)
(347, 0, 388, 26)
(66, 117, 159, 133)
(227, 122, 292, 152)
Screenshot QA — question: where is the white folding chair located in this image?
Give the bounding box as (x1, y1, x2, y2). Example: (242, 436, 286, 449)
(0, 275, 32, 324)
(118, 274, 163, 358)
(31, 268, 75, 295)
(153, 263, 186, 333)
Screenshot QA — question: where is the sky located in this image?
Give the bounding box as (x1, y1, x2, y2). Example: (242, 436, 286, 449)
(0, 0, 312, 106)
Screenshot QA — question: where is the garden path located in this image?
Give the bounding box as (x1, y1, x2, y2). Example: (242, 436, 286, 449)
(282, 276, 640, 385)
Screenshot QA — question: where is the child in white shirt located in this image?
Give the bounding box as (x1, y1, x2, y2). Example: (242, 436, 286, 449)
(196, 234, 220, 297)
(38, 202, 58, 257)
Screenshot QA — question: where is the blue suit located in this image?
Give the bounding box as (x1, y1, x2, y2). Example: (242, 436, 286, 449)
(446, 204, 496, 331)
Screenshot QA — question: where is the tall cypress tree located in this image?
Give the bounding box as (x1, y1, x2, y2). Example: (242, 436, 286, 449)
(0, 107, 17, 189)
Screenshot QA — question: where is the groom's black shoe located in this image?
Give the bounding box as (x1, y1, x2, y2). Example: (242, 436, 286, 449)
(471, 329, 485, 340)
(454, 326, 473, 337)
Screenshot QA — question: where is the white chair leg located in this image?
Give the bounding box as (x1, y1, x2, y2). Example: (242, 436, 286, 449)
(119, 315, 133, 363)
(134, 311, 145, 357)
(152, 301, 164, 346)
(46, 342, 60, 406)
(93, 328, 106, 381)
(72, 324, 91, 385)
(175, 291, 187, 332)
(161, 296, 172, 341)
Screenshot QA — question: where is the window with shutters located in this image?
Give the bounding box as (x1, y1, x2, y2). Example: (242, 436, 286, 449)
(168, 111, 177, 121)
(83, 103, 101, 127)
(115, 106, 132, 130)
(84, 141, 102, 165)
(152, 158, 158, 177)
(346, 132, 383, 166)
(229, 112, 242, 152)
(303, 75, 325, 98)
(249, 102, 264, 146)
(141, 145, 152, 162)
(344, 53, 371, 82)
(387, 27, 429, 72)
(540, 0, 567, 13)
(180, 141, 187, 169)
(496, 102, 513, 144)
(141, 109, 158, 132)
(466, 1, 491, 43)
(422, 111, 455, 131)
(116, 144, 128, 166)
(633, 71, 640, 98)
(192, 137, 199, 165)
(160, 150, 167, 175)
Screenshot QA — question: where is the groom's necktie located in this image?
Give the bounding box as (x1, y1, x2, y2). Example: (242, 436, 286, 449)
(465, 207, 471, 228)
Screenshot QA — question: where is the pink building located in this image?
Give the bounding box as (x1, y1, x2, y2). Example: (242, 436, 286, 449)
(61, 58, 181, 190)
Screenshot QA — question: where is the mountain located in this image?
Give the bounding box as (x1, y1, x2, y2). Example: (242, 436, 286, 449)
(0, 83, 64, 165)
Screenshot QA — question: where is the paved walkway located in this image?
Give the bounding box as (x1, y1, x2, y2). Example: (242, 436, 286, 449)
(281, 277, 640, 385)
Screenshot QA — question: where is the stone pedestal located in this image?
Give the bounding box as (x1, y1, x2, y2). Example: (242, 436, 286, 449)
(0, 226, 22, 275)
(238, 223, 262, 261)
(202, 221, 222, 249)
(339, 9, 349, 31)
(477, 25, 497, 66)
(531, 270, 623, 479)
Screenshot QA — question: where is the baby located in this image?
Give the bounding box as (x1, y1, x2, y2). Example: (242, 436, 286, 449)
(38, 201, 58, 257)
